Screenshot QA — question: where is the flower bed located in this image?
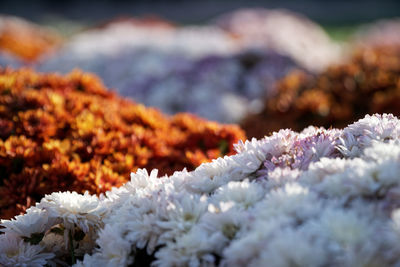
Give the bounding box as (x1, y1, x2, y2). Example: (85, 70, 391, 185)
(1, 114, 400, 266)
(242, 45, 400, 138)
(37, 19, 299, 123)
(0, 68, 245, 219)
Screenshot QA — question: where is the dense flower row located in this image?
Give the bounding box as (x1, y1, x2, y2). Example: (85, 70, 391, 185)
(0, 68, 245, 219)
(1, 114, 400, 266)
(242, 45, 400, 138)
(0, 15, 61, 62)
(37, 18, 301, 122)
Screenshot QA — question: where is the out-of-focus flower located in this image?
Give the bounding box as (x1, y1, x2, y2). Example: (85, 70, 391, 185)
(242, 45, 400, 138)
(214, 8, 344, 72)
(0, 15, 61, 62)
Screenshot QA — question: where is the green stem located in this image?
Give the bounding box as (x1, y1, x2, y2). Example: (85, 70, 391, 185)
(69, 229, 76, 264)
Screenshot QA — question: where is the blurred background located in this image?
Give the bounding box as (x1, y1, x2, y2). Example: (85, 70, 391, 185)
(0, 0, 400, 131)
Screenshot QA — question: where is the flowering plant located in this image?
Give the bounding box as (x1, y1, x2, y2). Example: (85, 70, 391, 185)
(2, 114, 400, 266)
(0, 68, 244, 219)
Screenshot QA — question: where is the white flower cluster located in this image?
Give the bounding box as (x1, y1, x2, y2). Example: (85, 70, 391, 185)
(1, 192, 106, 266)
(214, 8, 344, 72)
(3, 114, 400, 267)
(37, 19, 299, 123)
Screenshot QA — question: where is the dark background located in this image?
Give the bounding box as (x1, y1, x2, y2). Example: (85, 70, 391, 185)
(1, 0, 399, 26)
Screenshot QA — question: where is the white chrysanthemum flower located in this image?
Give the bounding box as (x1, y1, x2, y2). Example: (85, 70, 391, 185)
(0, 233, 54, 267)
(263, 167, 300, 191)
(153, 227, 216, 267)
(247, 227, 327, 267)
(255, 183, 320, 221)
(340, 114, 400, 156)
(199, 205, 245, 252)
(337, 131, 362, 157)
(301, 157, 348, 186)
(314, 208, 374, 248)
(109, 196, 163, 255)
(91, 224, 134, 266)
(157, 192, 207, 244)
(1, 206, 57, 238)
(305, 149, 400, 200)
(185, 156, 241, 194)
(127, 169, 162, 190)
(304, 206, 383, 266)
(362, 140, 400, 162)
(36, 191, 106, 233)
(212, 179, 264, 209)
(221, 215, 296, 266)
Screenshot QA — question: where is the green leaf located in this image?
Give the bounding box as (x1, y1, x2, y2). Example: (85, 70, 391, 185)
(218, 140, 229, 155)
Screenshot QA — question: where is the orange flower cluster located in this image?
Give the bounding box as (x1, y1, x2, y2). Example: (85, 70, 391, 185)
(0, 16, 61, 62)
(242, 45, 400, 138)
(0, 68, 245, 219)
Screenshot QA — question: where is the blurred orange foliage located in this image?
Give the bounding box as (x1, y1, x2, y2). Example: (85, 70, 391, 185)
(0, 68, 245, 219)
(242, 45, 400, 138)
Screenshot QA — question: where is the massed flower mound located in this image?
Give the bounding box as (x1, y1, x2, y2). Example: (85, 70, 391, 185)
(2, 114, 400, 266)
(0, 68, 245, 219)
(37, 19, 299, 123)
(242, 45, 400, 138)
